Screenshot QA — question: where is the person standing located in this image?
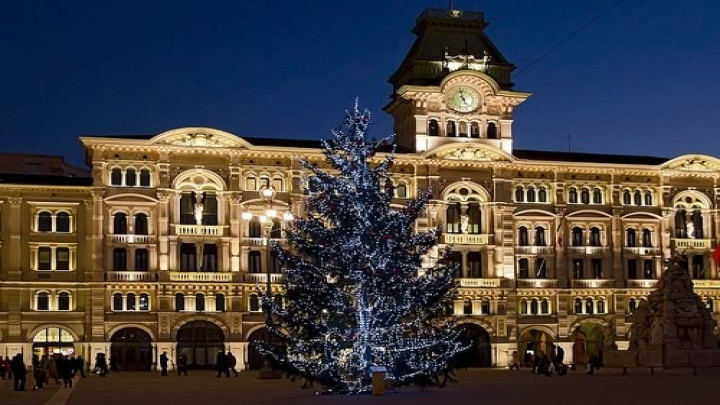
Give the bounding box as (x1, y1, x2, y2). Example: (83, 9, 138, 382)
(3, 356, 12, 380)
(215, 351, 228, 378)
(61, 356, 73, 388)
(509, 351, 520, 370)
(76, 356, 86, 378)
(177, 353, 188, 376)
(227, 351, 238, 377)
(159, 352, 169, 376)
(11, 353, 27, 391)
(96, 353, 107, 377)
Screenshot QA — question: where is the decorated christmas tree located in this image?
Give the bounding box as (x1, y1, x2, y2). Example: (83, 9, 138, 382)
(257, 101, 465, 393)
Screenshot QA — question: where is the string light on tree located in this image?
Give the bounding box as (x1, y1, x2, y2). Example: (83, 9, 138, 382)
(255, 100, 466, 393)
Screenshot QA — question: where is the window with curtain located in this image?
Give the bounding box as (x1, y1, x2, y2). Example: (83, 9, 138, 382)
(445, 203, 461, 234)
(467, 203, 481, 234)
(56, 248, 70, 270)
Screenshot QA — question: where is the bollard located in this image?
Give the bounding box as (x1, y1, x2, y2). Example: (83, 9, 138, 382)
(370, 366, 387, 396)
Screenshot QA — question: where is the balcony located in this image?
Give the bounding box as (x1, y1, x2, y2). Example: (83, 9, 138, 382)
(515, 246, 554, 255)
(111, 234, 155, 244)
(626, 279, 658, 288)
(672, 238, 712, 250)
(693, 280, 720, 289)
(105, 271, 157, 282)
(516, 279, 559, 288)
(442, 233, 492, 245)
(243, 238, 288, 247)
(568, 246, 606, 255)
(623, 247, 660, 256)
(173, 224, 226, 236)
(243, 273, 285, 283)
(168, 272, 232, 282)
(457, 278, 501, 288)
(571, 279, 616, 288)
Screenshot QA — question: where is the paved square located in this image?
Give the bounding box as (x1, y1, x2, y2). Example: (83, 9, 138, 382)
(65, 368, 720, 405)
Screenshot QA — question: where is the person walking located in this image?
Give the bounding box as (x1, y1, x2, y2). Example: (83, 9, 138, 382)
(60, 356, 73, 388)
(215, 351, 229, 378)
(3, 356, 12, 380)
(227, 351, 239, 377)
(76, 356, 86, 378)
(96, 353, 108, 377)
(11, 353, 27, 391)
(509, 350, 520, 370)
(177, 353, 188, 376)
(159, 352, 169, 376)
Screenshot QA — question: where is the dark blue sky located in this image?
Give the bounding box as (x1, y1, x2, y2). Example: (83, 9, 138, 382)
(2, 0, 719, 166)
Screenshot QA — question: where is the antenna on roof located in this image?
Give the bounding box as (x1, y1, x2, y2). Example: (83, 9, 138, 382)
(567, 134, 573, 153)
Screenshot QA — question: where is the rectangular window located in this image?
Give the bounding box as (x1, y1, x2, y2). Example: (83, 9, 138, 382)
(449, 251, 462, 278)
(591, 258, 603, 279)
(135, 249, 149, 271)
(38, 247, 52, 270)
(113, 248, 127, 271)
(202, 244, 218, 272)
(467, 252, 482, 278)
(180, 243, 197, 272)
(56, 248, 70, 270)
(248, 251, 262, 273)
(270, 250, 282, 273)
(628, 259, 638, 280)
(202, 194, 218, 225)
(180, 193, 195, 225)
(643, 260, 654, 279)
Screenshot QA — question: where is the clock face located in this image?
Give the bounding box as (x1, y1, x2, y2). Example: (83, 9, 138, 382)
(446, 85, 480, 113)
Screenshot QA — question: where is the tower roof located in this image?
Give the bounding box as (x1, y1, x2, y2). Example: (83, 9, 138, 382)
(389, 8, 515, 92)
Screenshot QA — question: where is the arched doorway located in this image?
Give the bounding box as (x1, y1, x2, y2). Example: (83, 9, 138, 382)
(452, 323, 492, 368)
(176, 320, 225, 369)
(110, 328, 153, 371)
(247, 327, 286, 370)
(572, 323, 605, 365)
(519, 329, 554, 364)
(32, 327, 75, 357)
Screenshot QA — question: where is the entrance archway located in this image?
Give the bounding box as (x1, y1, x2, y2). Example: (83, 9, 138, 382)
(519, 329, 554, 365)
(452, 323, 492, 368)
(110, 328, 153, 371)
(176, 320, 225, 369)
(247, 327, 286, 370)
(32, 327, 75, 357)
(572, 323, 605, 365)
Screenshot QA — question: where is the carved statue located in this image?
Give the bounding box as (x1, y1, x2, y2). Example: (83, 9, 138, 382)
(194, 192, 204, 225)
(686, 221, 695, 239)
(460, 214, 469, 234)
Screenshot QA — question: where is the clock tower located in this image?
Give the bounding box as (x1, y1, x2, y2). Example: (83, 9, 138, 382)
(384, 9, 530, 154)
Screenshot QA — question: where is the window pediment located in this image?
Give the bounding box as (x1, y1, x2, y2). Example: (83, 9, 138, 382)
(663, 155, 720, 172)
(150, 128, 251, 149)
(426, 143, 514, 162)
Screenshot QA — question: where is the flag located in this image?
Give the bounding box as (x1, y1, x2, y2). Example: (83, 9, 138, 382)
(713, 246, 720, 264)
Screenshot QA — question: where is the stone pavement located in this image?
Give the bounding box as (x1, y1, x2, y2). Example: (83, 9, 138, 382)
(66, 368, 720, 405)
(0, 375, 63, 405)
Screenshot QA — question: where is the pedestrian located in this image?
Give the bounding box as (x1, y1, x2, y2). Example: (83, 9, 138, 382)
(509, 350, 520, 370)
(227, 351, 239, 377)
(215, 351, 229, 378)
(177, 353, 188, 376)
(69, 355, 77, 377)
(76, 356, 86, 378)
(60, 356, 73, 388)
(531, 352, 540, 374)
(11, 353, 27, 391)
(159, 351, 169, 376)
(33, 359, 46, 390)
(54, 354, 63, 384)
(96, 353, 107, 377)
(3, 356, 12, 379)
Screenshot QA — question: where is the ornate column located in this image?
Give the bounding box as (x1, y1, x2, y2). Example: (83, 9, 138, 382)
(157, 191, 172, 271)
(228, 194, 242, 272)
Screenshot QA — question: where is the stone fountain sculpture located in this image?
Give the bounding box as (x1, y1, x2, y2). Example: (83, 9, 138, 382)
(626, 255, 720, 366)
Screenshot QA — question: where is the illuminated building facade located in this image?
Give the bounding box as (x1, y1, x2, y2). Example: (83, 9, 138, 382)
(0, 8, 718, 370)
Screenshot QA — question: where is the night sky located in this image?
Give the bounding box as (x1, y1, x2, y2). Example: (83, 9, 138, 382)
(2, 0, 719, 166)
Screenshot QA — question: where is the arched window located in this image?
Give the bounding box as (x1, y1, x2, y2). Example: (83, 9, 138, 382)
(125, 168, 137, 187)
(574, 298, 583, 314)
(113, 293, 123, 311)
(37, 211, 53, 232)
(628, 298, 637, 313)
(113, 213, 128, 234)
(518, 227, 529, 246)
(581, 188, 590, 204)
(534, 227, 546, 246)
(592, 188, 602, 204)
(139, 294, 149, 311)
(597, 298, 606, 314)
(538, 187, 547, 203)
(463, 299, 472, 315)
(692, 210, 703, 238)
(139, 169, 151, 187)
(486, 122, 497, 139)
(249, 217, 262, 238)
(515, 187, 524, 202)
(175, 293, 185, 311)
(526, 187, 536, 203)
(57, 292, 70, 311)
(216, 294, 226, 312)
(628, 259, 638, 279)
(518, 258, 529, 279)
(675, 209, 687, 238)
(520, 299, 528, 315)
(571, 227, 584, 246)
(113, 248, 127, 271)
(134, 213, 148, 235)
(644, 191, 653, 206)
(470, 122, 480, 138)
(458, 122, 468, 137)
(36, 292, 50, 311)
(272, 177, 284, 192)
(428, 119, 439, 136)
(626, 229, 636, 247)
(633, 190, 642, 206)
(110, 168, 122, 186)
(446, 120, 456, 137)
(585, 298, 594, 315)
(623, 190, 632, 205)
(467, 203, 481, 234)
(540, 299, 550, 315)
(249, 294, 260, 312)
(395, 183, 407, 198)
(529, 299, 539, 315)
(481, 298, 491, 315)
(246, 176, 257, 191)
(589, 227, 601, 246)
(56, 212, 70, 232)
(568, 188, 578, 204)
(126, 293, 136, 311)
(195, 294, 205, 312)
(572, 259, 584, 279)
(446, 203, 461, 234)
(642, 229, 652, 247)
